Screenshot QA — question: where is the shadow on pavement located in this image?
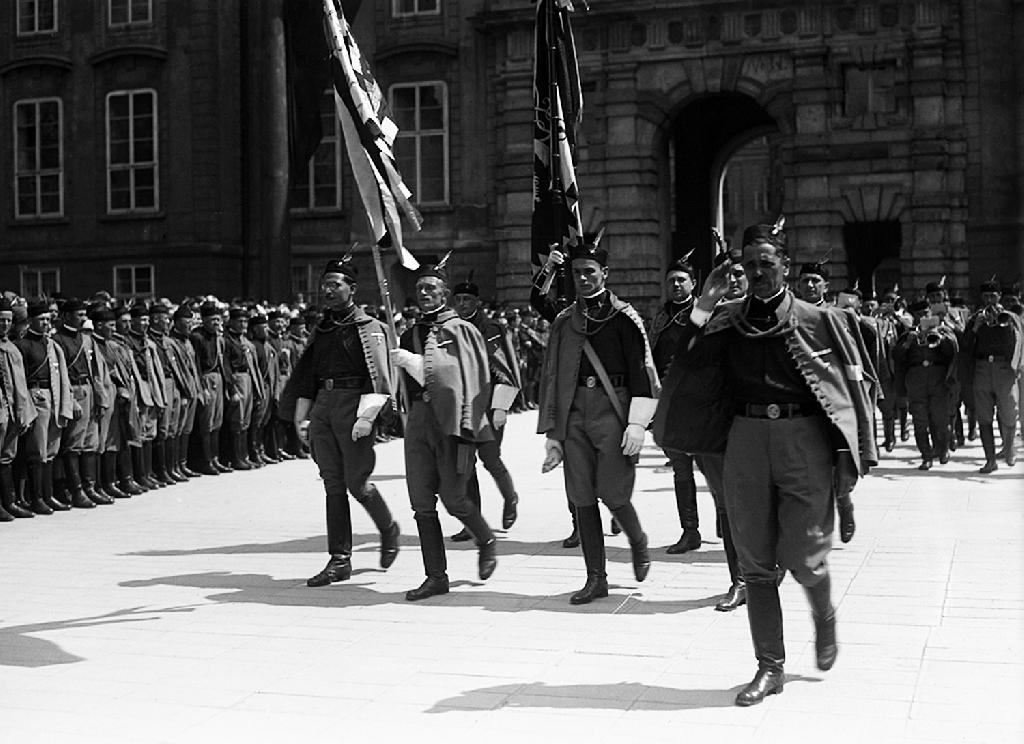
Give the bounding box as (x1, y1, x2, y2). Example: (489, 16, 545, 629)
(118, 571, 722, 615)
(868, 465, 1020, 481)
(0, 606, 196, 668)
(423, 677, 822, 712)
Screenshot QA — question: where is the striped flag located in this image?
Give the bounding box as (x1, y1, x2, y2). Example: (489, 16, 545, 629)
(531, 0, 584, 268)
(321, 0, 422, 270)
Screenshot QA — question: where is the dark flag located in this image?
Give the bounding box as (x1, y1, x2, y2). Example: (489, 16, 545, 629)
(531, 0, 584, 268)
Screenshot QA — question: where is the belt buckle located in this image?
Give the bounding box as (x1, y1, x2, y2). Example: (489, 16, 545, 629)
(324, 379, 334, 391)
(922, 360, 931, 367)
(765, 403, 781, 420)
(422, 390, 431, 402)
(987, 355, 995, 363)
(585, 376, 597, 388)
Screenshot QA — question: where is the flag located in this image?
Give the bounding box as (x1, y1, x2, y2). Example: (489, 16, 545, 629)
(321, 0, 422, 270)
(531, 0, 583, 268)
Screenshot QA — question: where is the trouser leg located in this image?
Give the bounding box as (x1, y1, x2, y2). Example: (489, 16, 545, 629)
(745, 581, 785, 673)
(414, 512, 447, 579)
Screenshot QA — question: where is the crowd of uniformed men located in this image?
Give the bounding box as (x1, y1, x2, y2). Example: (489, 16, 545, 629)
(1, 226, 1020, 706)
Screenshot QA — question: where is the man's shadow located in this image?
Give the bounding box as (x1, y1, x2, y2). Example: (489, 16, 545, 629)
(423, 678, 822, 713)
(119, 571, 724, 615)
(0, 606, 196, 668)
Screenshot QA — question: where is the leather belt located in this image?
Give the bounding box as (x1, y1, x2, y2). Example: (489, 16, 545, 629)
(742, 403, 815, 420)
(318, 376, 366, 391)
(976, 354, 1008, 363)
(579, 374, 624, 389)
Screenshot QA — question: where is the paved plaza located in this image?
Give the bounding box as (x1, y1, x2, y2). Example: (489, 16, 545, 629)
(1, 411, 1022, 743)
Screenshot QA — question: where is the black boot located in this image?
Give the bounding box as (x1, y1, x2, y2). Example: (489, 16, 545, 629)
(101, 452, 130, 499)
(179, 434, 201, 477)
(406, 513, 449, 601)
(64, 453, 95, 508)
(356, 484, 399, 569)
(450, 477, 480, 542)
(140, 442, 163, 488)
(610, 502, 650, 582)
(1, 464, 33, 518)
(306, 554, 351, 587)
(26, 462, 53, 515)
(121, 447, 147, 493)
(1000, 425, 1017, 466)
(211, 430, 232, 473)
(196, 431, 219, 475)
(837, 496, 855, 543)
(561, 498, 580, 548)
(735, 581, 785, 706)
(804, 573, 838, 671)
(979, 425, 998, 474)
(41, 461, 70, 512)
(230, 431, 252, 470)
(571, 505, 609, 604)
(716, 581, 747, 612)
(882, 416, 896, 452)
(457, 506, 497, 580)
(151, 439, 174, 486)
(667, 455, 701, 554)
(82, 452, 113, 505)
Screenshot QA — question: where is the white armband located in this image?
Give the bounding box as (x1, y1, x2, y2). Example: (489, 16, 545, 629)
(627, 397, 658, 428)
(403, 354, 425, 385)
(357, 393, 390, 421)
(491, 383, 519, 412)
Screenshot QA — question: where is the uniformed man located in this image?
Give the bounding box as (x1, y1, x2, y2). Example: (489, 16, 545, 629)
(191, 302, 233, 475)
(222, 307, 262, 470)
(654, 221, 877, 706)
(390, 256, 499, 600)
(169, 304, 203, 478)
(281, 311, 310, 459)
(0, 297, 37, 520)
(125, 305, 168, 489)
(148, 304, 187, 485)
(794, 261, 830, 307)
(247, 313, 279, 466)
(89, 306, 136, 499)
(924, 277, 968, 451)
(289, 258, 400, 586)
(264, 308, 294, 461)
(80, 305, 119, 502)
(537, 235, 661, 605)
(14, 301, 74, 514)
(964, 279, 1023, 472)
(449, 274, 521, 540)
(649, 257, 702, 555)
(893, 300, 958, 470)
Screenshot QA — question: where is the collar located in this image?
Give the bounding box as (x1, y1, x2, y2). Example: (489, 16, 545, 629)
(26, 329, 46, 340)
(667, 295, 694, 313)
(57, 323, 79, 337)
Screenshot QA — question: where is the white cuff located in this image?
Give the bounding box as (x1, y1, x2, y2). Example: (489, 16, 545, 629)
(689, 307, 712, 327)
(357, 393, 390, 421)
(627, 397, 658, 428)
(491, 383, 519, 411)
(404, 354, 425, 385)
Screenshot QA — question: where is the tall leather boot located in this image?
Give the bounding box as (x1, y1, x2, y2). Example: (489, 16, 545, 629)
(245, 427, 263, 468)
(179, 434, 200, 477)
(164, 439, 184, 482)
(101, 451, 130, 498)
(211, 429, 232, 473)
(64, 453, 96, 508)
(143, 441, 165, 488)
(715, 507, 746, 612)
(882, 415, 896, 452)
(610, 502, 650, 582)
(26, 461, 53, 514)
(131, 445, 153, 490)
(1, 464, 33, 518)
(307, 492, 353, 587)
(978, 424, 998, 474)
(151, 438, 173, 485)
(803, 572, 837, 671)
(561, 497, 579, 548)
(81, 452, 113, 504)
(195, 431, 218, 476)
(406, 513, 449, 600)
(41, 461, 68, 512)
(735, 581, 785, 706)
(667, 463, 701, 554)
(913, 420, 934, 470)
(357, 483, 399, 569)
(1000, 424, 1017, 466)
(120, 447, 147, 493)
(570, 504, 608, 604)
(231, 431, 252, 470)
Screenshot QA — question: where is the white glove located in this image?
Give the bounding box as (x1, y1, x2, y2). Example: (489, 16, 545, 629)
(621, 423, 645, 457)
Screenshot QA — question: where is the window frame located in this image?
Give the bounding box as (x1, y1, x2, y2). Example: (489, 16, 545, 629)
(389, 80, 450, 207)
(391, 0, 440, 18)
(13, 96, 65, 220)
(290, 88, 343, 213)
(16, 0, 58, 37)
(105, 88, 160, 215)
(107, 0, 153, 29)
(19, 267, 61, 299)
(112, 263, 155, 299)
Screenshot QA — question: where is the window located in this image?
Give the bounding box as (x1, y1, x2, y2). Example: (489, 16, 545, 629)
(844, 65, 896, 117)
(14, 98, 64, 219)
(291, 264, 318, 306)
(392, 0, 439, 17)
(390, 82, 448, 205)
(20, 267, 60, 299)
(291, 89, 342, 211)
(113, 264, 154, 298)
(106, 89, 159, 214)
(108, 0, 152, 28)
(753, 174, 769, 214)
(17, 0, 57, 36)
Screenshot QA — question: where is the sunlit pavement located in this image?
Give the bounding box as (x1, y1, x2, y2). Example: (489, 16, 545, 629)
(1, 412, 1021, 743)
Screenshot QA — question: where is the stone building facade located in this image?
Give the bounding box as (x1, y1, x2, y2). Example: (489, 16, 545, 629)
(1, 0, 1022, 307)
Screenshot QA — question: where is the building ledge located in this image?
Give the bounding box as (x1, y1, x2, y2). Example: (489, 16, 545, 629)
(0, 55, 73, 76)
(375, 40, 457, 64)
(89, 45, 167, 66)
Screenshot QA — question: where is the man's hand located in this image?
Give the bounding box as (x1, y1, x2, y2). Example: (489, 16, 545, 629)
(544, 247, 565, 272)
(71, 402, 83, 421)
(390, 349, 417, 369)
(833, 450, 859, 497)
(295, 419, 311, 445)
(491, 409, 507, 429)
(351, 418, 373, 441)
(621, 423, 645, 457)
(541, 438, 563, 473)
(696, 259, 736, 313)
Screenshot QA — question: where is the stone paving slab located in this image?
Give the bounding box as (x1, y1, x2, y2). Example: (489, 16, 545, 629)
(1, 411, 1022, 743)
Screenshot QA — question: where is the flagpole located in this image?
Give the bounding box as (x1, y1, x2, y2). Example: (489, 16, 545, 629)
(369, 236, 400, 396)
(546, 0, 569, 303)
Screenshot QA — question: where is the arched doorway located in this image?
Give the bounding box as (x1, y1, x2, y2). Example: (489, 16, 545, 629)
(669, 93, 782, 278)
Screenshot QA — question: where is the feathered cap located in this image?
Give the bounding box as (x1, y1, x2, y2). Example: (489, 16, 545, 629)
(665, 248, 696, 277)
(838, 279, 862, 299)
(418, 250, 454, 283)
(979, 274, 1000, 293)
(452, 269, 479, 297)
(924, 275, 947, 295)
(322, 245, 358, 282)
(741, 215, 787, 253)
(568, 226, 608, 266)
